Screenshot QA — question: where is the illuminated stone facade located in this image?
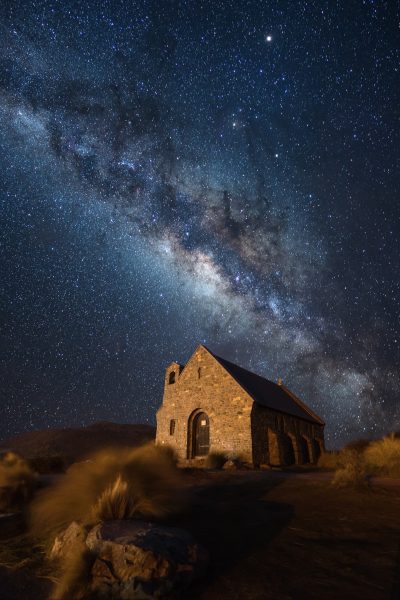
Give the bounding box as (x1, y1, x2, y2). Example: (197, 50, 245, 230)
(156, 345, 325, 466)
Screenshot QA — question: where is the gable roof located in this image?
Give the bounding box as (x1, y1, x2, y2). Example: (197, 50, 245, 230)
(203, 346, 324, 426)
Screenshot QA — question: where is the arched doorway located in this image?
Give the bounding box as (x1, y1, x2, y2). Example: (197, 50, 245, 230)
(189, 411, 210, 458)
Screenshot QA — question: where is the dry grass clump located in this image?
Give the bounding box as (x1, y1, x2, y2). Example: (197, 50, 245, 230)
(50, 536, 93, 600)
(364, 434, 400, 478)
(331, 448, 368, 488)
(30, 443, 182, 543)
(0, 452, 38, 512)
(330, 433, 400, 488)
(205, 452, 228, 470)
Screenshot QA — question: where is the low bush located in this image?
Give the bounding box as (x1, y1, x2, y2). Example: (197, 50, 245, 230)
(30, 443, 183, 543)
(364, 434, 400, 478)
(331, 448, 368, 489)
(0, 452, 38, 512)
(205, 452, 228, 470)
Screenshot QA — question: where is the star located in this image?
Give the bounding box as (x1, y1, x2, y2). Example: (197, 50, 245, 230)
(0, 0, 397, 450)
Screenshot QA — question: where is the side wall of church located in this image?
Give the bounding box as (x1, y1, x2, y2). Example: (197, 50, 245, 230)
(156, 346, 254, 462)
(251, 403, 325, 466)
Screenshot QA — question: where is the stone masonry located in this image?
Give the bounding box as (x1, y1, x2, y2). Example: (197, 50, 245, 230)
(156, 345, 325, 466)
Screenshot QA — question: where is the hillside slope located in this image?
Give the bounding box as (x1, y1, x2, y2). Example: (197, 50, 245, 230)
(0, 422, 155, 461)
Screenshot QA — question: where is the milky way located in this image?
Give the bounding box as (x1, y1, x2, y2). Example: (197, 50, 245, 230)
(1, 1, 399, 447)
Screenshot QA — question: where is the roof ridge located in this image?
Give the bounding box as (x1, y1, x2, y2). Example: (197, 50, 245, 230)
(207, 348, 272, 383)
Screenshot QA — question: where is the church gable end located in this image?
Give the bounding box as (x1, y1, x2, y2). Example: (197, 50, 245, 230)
(156, 345, 254, 461)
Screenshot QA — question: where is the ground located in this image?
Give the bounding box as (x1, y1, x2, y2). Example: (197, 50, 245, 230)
(1, 469, 400, 599)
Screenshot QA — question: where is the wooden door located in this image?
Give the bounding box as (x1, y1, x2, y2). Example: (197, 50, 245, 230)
(193, 412, 209, 457)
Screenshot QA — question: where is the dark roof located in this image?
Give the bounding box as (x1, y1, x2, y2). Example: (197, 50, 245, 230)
(205, 347, 324, 426)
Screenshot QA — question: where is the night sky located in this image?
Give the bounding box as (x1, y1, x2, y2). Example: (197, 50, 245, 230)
(1, 1, 399, 448)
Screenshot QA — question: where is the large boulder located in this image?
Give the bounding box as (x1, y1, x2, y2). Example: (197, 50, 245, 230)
(52, 520, 208, 599)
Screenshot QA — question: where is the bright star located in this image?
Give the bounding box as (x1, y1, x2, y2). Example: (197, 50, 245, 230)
(266, 34, 272, 43)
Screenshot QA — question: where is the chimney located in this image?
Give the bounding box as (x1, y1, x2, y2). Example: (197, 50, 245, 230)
(278, 378, 283, 386)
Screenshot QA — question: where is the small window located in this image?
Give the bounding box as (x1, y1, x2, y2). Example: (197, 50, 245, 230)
(198, 367, 201, 379)
(169, 371, 176, 384)
(169, 419, 176, 435)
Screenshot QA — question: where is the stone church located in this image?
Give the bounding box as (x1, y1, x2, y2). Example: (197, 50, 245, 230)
(156, 345, 325, 467)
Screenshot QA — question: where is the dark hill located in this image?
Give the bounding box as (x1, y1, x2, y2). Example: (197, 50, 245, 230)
(0, 422, 155, 462)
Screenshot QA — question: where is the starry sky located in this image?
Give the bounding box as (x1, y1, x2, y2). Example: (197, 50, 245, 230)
(0, 0, 399, 448)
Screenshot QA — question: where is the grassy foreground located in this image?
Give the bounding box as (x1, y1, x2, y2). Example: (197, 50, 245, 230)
(1, 469, 399, 600)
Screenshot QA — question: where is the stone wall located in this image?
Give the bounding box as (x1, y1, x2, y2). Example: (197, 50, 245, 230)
(251, 403, 325, 466)
(156, 346, 254, 462)
(156, 345, 325, 466)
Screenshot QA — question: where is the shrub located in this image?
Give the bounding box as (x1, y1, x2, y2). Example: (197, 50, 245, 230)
(205, 452, 228, 470)
(0, 452, 38, 512)
(30, 443, 183, 543)
(331, 449, 367, 488)
(364, 434, 400, 478)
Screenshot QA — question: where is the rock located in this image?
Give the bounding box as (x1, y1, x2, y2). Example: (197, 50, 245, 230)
(223, 459, 240, 470)
(50, 521, 87, 561)
(86, 520, 208, 599)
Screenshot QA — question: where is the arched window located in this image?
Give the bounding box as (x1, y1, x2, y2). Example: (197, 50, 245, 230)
(169, 371, 175, 384)
(169, 419, 176, 435)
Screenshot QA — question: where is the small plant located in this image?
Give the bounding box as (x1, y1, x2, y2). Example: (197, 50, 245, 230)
(50, 532, 93, 600)
(0, 452, 38, 512)
(93, 474, 141, 521)
(331, 448, 367, 488)
(205, 452, 228, 470)
(30, 443, 183, 543)
(364, 433, 400, 478)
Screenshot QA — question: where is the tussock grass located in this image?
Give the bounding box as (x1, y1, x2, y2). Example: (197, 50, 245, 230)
(329, 433, 400, 488)
(331, 449, 367, 488)
(50, 535, 92, 600)
(30, 443, 182, 543)
(364, 434, 400, 478)
(0, 452, 38, 512)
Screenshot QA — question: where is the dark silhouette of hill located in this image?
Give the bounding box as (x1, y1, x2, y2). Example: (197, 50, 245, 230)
(0, 422, 155, 461)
